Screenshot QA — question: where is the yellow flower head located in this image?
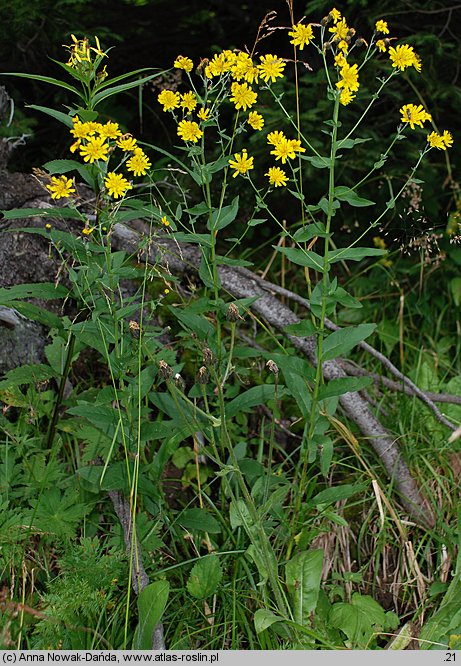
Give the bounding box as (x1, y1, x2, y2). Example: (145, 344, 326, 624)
(82, 226, 96, 236)
(389, 44, 419, 71)
(230, 81, 257, 111)
(197, 107, 211, 121)
(257, 54, 286, 83)
(427, 131, 453, 150)
(70, 117, 95, 140)
(376, 39, 387, 53)
(329, 8, 341, 22)
(338, 40, 349, 52)
(231, 52, 256, 82)
(99, 121, 122, 139)
(270, 136, 305, 164)
(334, 52, 347, 68)
(180, 91, 198, 113)
(329, 18, 349, 40)
(158, 89, 181, 111)
(117, 134, 138, 152)
(228, 149, 254, 177)
(46, 175, 76, 199)
(339, 88, 355, 105)
(79, 135, 109, 163)
(247, 111, 264, 131)
(267, 130, 286, 146)
(206, 52, 235, 78)
(336, 62, 359, 92)
(375, 20, 389, 34)
(174, 55, 193, 72)
(399, 103, 432, 130)
(266, 166, 288, 187)
(288, 23, 314, 50)
(161, 216, 171, 226)
(126, 148, 152, 176)
(104, 172, 132, 198)
(177, 119, 203, 143)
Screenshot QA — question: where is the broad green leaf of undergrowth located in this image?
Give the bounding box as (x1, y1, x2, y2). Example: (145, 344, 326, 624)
(0, 364, 57, 390)
(254, 609, 286, 634)
(0, 283, 68, 303)
(333, 186, 375, 207)
(317, 376, 372, 400)
(328, 247, 386, 263)
(329, 593, 398, 648)
(187, 554, 222, 599)
(133, 581, 169, 650)
(286, 550, 323, 625)
(177, 508, 221, 534)
(322, 324, 376, 361)
(209, 195, 239, 231)
(225, 384, 284, 419)
(275, 246, 324, 271)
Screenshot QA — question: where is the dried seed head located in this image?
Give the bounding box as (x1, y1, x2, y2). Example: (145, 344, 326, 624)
(174, 372, 186, 391)
(197, 366, 208, 384)
(203, 347, 214, 366)
(129, 320, 140, 339)
(226, 303, 241, 323)
(321, 15, 332, 26)
(347, 28, 356, 37)
(266, 359, 279, 375)
(355, 37, 368, 47)
(159, 360, 173, 380)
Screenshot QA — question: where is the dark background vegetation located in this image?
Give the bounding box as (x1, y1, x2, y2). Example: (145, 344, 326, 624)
(1, 0, 461, 245)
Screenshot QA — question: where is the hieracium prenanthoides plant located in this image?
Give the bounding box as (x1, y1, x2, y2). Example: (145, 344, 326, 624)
(1, 5, 454, 648)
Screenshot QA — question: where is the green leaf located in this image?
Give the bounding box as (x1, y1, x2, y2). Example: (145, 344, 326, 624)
(450, 277, 461, 307)
(0, 283, 68, 303)
(1, 207, 84, 220)
(293, 222, 330, 241)
(322, 324, 376, 361)
(226, 385, 281, 419)
(43, 159, 97, 188)
(311, 483, 367, 507)
(333, 186, 375, 207)
(91, 71, 164, 107)
(254, 609, 285, 634)
(177, 508, 221, 534)
(329, 247, 386, 263)
(25, 104, 74, 128)
(337, 137, 372, 150)
(286, 550, 324, 624)
(284, 320, 317, 337)
(301, 155, 331, 169)
(209, 196, 239, 231)
(317, 376, 372, 400)
(0, 364, 57, 389)
(275, 246, 324, 271)
(133, 581, 169, 650)
(187, 554, 223, 599)
(329, 593, 392, 648)
(248, 218, 267, 227)
(2, 72, 79, 97)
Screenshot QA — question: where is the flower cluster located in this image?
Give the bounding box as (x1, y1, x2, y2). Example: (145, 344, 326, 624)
(267, 131, 306, 164)
(69, 116, 151, 199)
(427, 130, 453, 151)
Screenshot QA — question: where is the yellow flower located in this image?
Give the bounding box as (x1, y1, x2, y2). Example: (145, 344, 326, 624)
(197, 107, 210, 121)
(46, 175, 75, 199)
(247, 111, 264, 130)
(45, 223, 52, 230)
(257, 54, 286, 83)
(267, 130, 286, 146)
(339, 88, 355, 105)
(334, 52, 347, 68)
(338, 40, 349, 52)
(228, 149, 254, 177)
(400, 103, 432, 129)
(174, 55, 193, 72)
(389, 44, 418, 71)
(126, 148, 152, 176)
(117, 135, 138, 151)
(288, 23, 314, 50)
(329, 18, 349, 40)
(99, 121, 122, 139)
(266, 166, 288, 187)
(158, 89, 181, 111)
(161, 216, 171, 226)
(231, 52, 256, 81)
(330, 8, 341, 22)
(79, 136, 109, 163)
(206, 52, 234, 78)
(82, 226, 96, 236)
(375, 20, 389, 34)
(177, 119, 203, 143)
(270, 136, 305, 163)
(104, 172, 132, 198)
(427, 131, 453, 150)
(230, 81, 257, 111)
(180, 91, 198, 113)
(70, 117, 93, 140)
(85, 121, 103, 135)
(336, 63, 359, 92)
(376, 39, 387, 53)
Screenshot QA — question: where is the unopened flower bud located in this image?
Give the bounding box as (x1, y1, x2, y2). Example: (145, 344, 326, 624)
(347, 28, 356, 38)
(323, 41, 332, 51)
(226, 303, 241, 322)
(355, 37, 367, 47)
(321, 15, 332, 26)
(159, 360, 173, 380)
(197, 366, 208, 384)
(266, 360, 279, 375)
(129, 320, 140, 339)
